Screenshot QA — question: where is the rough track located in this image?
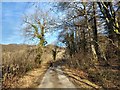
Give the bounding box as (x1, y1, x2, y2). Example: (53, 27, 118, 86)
(38, 66, 77, 88)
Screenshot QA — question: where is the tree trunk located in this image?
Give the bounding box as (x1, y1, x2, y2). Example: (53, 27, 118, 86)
(91, 39, 99, 65)
(93, 2, 99, 55)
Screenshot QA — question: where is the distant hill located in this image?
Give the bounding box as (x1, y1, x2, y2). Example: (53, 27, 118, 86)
(1, 44, 65, 52)
(1, 44, 35, 52)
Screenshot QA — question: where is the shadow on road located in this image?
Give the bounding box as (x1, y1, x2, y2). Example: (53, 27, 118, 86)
(49, 59, 68, 68)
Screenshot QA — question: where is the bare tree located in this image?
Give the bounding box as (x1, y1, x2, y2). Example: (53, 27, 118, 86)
(22, 9, 53, 64)
(23, 9, 49, 46)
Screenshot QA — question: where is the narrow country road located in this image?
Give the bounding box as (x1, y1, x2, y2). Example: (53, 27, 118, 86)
(38, 66, 77, 88)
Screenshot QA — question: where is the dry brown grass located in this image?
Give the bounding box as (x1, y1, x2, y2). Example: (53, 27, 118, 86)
(2, 44, 40, 88)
